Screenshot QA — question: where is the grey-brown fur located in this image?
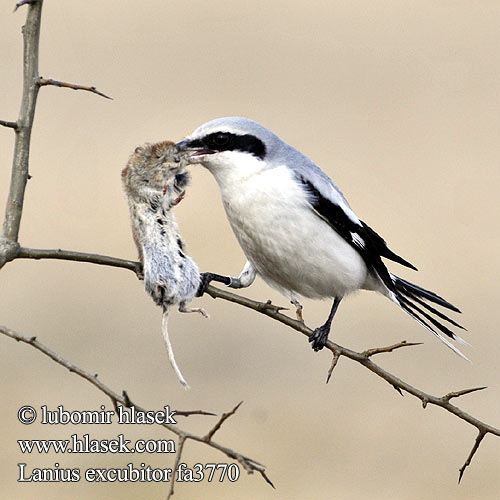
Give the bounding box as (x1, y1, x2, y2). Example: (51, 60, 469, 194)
(122, 141, 204, 387)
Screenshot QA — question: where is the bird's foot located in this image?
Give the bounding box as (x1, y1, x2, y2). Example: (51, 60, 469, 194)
(290, 298, 304, 323)
(196, 272, 231, 297)
(308, 324, 331, 352)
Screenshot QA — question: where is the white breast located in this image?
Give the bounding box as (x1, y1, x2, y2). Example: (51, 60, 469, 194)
(214, 161, 368, 299)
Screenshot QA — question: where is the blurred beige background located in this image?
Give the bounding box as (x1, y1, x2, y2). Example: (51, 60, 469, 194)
(1, 1, 500, 498)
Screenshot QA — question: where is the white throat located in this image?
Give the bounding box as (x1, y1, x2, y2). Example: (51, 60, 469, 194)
(199, 151, 267, 193)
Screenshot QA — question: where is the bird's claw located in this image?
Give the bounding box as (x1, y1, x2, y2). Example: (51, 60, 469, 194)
(196, 272, 231, 297)
(196, 273, 211, 297)
(309, 325, 330, 352)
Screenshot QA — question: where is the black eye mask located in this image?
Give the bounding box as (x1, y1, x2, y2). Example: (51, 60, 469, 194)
(188, 132, 267, 160)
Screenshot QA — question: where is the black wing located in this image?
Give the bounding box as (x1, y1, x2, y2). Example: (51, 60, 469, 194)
(297, 175, 416, 293)
(297, 175, 467, 352)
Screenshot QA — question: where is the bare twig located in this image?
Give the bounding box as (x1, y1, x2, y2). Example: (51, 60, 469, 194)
(0, 119, 18, 129)
(2, 0, 43, 242)
(205, 401, 243, 442)
(38, 78, 113, 99)
(17, 246, 140, 273)
(0, 325, 271, 485)
(167, 435, 186, 499)
(459, 431, 486, 483)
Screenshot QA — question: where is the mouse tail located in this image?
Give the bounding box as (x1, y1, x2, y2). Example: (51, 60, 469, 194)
(162, 307, 190, 389)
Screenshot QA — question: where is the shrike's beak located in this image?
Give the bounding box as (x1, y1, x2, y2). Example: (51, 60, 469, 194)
(176, 139, 215, 157)
(176, 139, 189, 151)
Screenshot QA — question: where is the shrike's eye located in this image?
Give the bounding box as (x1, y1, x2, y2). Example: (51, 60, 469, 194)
(208, 132, 232, 148)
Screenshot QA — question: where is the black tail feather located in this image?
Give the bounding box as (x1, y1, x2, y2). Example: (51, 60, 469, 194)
(401, 289, 466, 331)
(398, 295, 459, 341)
(397, 298, 439, 337)
(391, 274, 468, 359)
(393, 276, 461, 313)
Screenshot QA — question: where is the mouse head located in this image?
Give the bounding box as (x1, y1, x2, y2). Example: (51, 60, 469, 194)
(122, 141, 191, 205)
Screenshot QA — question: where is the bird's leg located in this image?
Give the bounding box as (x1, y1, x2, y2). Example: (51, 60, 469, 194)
(291, 298, 304, 322)
(178, 301, 209, 318)
(196, 260, 256, 297)
(309, 297, 342, 352)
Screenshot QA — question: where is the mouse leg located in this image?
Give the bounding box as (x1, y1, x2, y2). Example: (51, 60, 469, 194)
(178, 301, 209, 318)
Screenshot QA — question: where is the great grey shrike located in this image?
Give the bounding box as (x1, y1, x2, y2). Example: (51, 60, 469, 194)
(177, 117, 467, 359)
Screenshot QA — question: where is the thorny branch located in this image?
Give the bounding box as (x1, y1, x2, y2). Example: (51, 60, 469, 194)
(3, 247, 500, 480)
(1, 0, 112, 269)
(0, 325, 272, 486)
(2, 0, 43, 243)
(1, 0, 498, 490)
(1, 2, 273, 494)
(206, 286, 500, 482)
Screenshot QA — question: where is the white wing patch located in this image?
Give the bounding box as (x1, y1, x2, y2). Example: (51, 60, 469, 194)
(351, 232, 365, 248)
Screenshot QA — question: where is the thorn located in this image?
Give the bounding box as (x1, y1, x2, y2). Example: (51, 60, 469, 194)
(122, 390, 132, 408)
(38, 78, 113, 100)
(175, 409, 217, 417)
(326, 351, 341, 384)
(363, 340, 422, 358)
(0, 119, 18, 129)
(442, 387, 487, 403)
(260, 470, 275, 489)
(391, 384, 404, 396)
(257, 300, 288, 314)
